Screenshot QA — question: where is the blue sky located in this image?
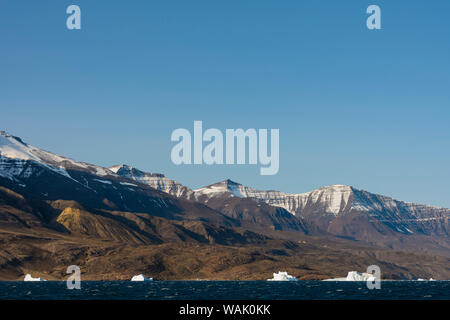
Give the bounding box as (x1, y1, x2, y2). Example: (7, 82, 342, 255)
(1, 1, 450, 207)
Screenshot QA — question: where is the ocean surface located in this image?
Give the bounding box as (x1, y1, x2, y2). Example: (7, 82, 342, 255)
(0, 281, 448, 300)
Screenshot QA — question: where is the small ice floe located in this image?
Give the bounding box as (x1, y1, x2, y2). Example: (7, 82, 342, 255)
(323, 271, 377, 281)
(24, 274, 46, 281)
(417, 278, 435, 281)
(267, 271, 298, 281)
(131, 274, 153, 281)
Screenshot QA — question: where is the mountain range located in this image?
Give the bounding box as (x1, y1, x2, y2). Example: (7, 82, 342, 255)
(0, 130, 449, 280)
(110, 164, 449, 242)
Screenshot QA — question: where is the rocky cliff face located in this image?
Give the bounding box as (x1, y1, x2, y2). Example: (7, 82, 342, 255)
(109, 164, 195, 199)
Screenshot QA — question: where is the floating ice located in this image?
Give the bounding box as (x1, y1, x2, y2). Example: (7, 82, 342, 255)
(323, 271, 377, 281)
(24, 274, 46, 281)
(417, 278, 435, 281)
(345, 271, 377, 281)
(267, 271, 298, 281)
(131, 274, 153, 281)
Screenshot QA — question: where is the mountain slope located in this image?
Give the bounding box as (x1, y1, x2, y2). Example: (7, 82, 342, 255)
(56, 207, 152, 244)
(194, 180, 450, 242)
(111, 167, 308, 232)
(0, 131, 113, 180)
(194, 180, 308, 232)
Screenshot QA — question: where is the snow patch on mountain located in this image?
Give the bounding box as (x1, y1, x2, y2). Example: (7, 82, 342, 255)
(93, 178, 112, 185)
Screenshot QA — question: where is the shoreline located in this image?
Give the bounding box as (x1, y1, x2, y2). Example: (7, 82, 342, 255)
(2, 279, 448, 282)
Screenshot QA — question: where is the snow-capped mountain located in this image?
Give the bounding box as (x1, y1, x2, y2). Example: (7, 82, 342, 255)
(118, 171, 449, 237)
(195, 180, 354, 215)
(0, 131, 115, 182)
(194, 180, 450, 237)
(109, 164, 195, 199)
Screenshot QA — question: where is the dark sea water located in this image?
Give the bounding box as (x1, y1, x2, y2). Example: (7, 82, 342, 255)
(0, 281, 448, 300)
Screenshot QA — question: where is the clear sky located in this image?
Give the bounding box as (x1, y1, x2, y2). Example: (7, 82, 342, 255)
(1, 1, 450, 207)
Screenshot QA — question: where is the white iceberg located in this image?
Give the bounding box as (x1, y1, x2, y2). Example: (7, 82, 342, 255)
(323, 271, 377, 281)
(345, 271, 377, 281)
(24, 274, 46, 281)
(267, 271, 298, 281)
(417, 278, 435, 281)
(131, 274, 153, 281)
